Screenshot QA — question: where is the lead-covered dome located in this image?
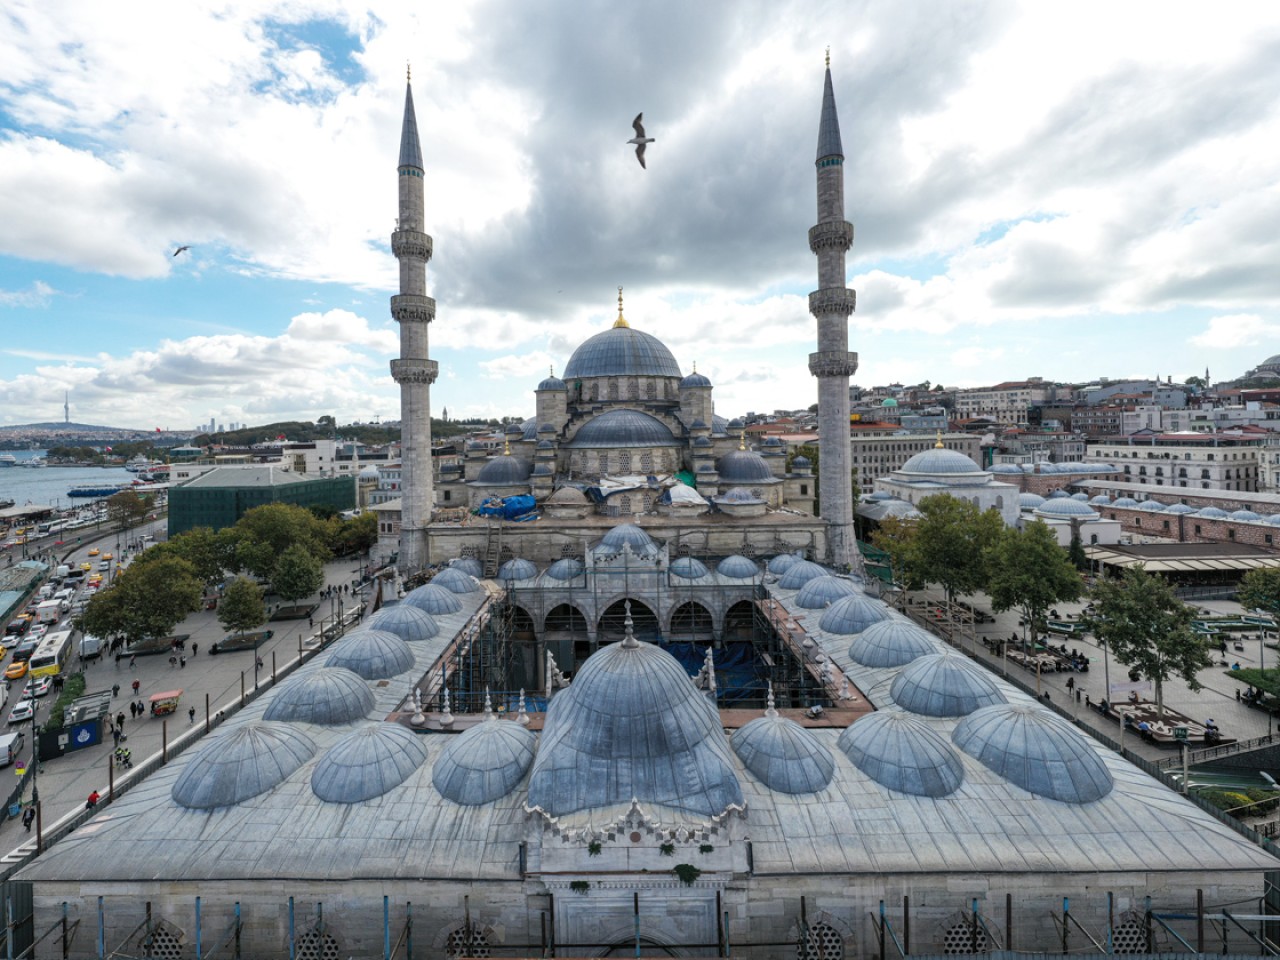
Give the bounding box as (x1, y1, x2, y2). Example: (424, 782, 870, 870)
(680, 370, 712, 388)
(433, 716, 537, 806)
(311, 723, 429, 803)
(599, 523, 657, 555)
(497, 558, 539, 581)
(732, 713, 833, 794)
(795, 575, 860, 609)
(363, 604, 439, 642)
(563, 325, 681, 379)
(717, 555, 759, 579)
(264, 667, 375, 725)
(403, 583, 463, 615)
(899, 448, 985, 476)
(670, 556, 709, 579)
(839, 711, 964, 798)
(767, 553, 803, 575)
(953, 703, 1114, 803)
(172, 722, 316, 809)
(717, 448, 774, 483)
(890, 653, 1006, 717)
(432, 567, 480, 594)
(450, 557, 484, 577)
(568, 409, 679, 448)
(537, 372, 567, 391)
(325, 630, 415, 680)
(546, 557, 585, 581)
(526, 639, 743, 817)
(849, 618, 938, 667)
(474, 454, 532, 485)
(1035, 499, 1099, 520)
(818, 593, 892, 635)
(778, 559, 829, 590)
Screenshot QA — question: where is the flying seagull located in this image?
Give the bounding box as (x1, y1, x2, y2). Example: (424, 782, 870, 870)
(172, 245, 191, 257)
(627, 113, 654, 169)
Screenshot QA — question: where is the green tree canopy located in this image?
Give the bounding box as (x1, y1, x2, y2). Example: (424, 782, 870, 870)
(1238, 569, 1280, 623)
(217, 576, 267, 639)
(330, 511, 377, 557)
(106, 488, 150, 530)
(908, 493, 1003, 602)
(986, 521, 1082, 640)
(272, 543, 325, 603)
(870, 514, 923, 591)
(132, 526, 235, 586)
(1079, 566, 1212, 716)
(227, 503, 332, 579)
(79, 556, 202, 644)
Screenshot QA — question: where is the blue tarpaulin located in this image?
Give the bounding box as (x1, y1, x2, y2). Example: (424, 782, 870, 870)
(474, 495, 537, 520)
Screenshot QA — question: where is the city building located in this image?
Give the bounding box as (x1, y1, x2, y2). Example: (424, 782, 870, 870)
(1086, 433, 1264, 492)
(167, 467, 355, 535)
(953, 378, 1056, 425)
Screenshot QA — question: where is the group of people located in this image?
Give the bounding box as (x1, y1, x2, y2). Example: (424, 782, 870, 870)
(113, 746, 132, 768)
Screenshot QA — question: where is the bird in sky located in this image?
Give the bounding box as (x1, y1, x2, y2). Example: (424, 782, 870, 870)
(627, 113, 654, 169)
(172, 245, 190, 257)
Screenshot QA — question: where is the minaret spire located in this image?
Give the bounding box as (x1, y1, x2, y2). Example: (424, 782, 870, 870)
(807, 56, 864, 576)
(389, 71, 438, 574)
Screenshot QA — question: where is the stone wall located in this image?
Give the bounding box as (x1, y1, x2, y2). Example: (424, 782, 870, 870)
(1101, 506, 1280, 551)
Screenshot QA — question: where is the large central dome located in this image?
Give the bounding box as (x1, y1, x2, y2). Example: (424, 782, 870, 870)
(563, 325, 681, 379)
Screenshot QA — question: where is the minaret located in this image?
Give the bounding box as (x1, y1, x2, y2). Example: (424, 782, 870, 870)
(389, 67, 437, 573)
(808, 53, 863, 575)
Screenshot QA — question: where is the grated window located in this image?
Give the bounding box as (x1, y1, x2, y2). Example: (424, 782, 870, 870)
(798, 922, 844, 960)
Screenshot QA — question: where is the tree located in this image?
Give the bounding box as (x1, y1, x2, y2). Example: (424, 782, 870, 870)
(80, 556, 202, 644)
(217, 576, 266, 639)
(870, 514, 923, 591)
(132, 526, 234, 586)
(272, 544, 325, 604)
(106, 489, 149, 531)
(1238, 569, 1280, 625)
(227, 503, 332, 579)
(331, 511, 377, 557)
(909, 494, 1003, 603)
(1068, 524, 1088, 570)
(986, 521, 1082, 643)
(1078, 566, 1212, 716)
(1184, 375, 1207, 390)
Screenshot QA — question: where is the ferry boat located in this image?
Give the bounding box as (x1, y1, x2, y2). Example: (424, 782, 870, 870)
(0, 454, 16, 467)
(67, 482, 134, 499)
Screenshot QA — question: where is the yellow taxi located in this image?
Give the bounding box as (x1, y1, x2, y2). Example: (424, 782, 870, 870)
(4, 660, 28, 681)
(103, 552, 114, 561)
(80, 561, 93, 571)
(87, 548, 100, 556)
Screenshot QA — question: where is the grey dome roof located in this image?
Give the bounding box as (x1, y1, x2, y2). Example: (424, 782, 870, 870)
(531, 464, 552, 477)
(547, 485, 588, 504)
(1136, 499, 1168, 512)
(795, 575, 860, 609)
(527, 640, 743, 817)
(767, 552, 803, 574)
(538, 423, 556, 434)
(537, 373, 567, 391)
(953, 703, 1114, 803)
(563, 325, 681, 378)
(818, 593, 892, 635)
(497, 558, 539, 581)
(546, 557, 585, 581)
(599, 523, 657, 554)
(1018, 493, 1046, 509)
(717, 448, 774, 483)
(899, 448, 985, 476)
(1034, 499, 1099, 520)
(732, 714, 834, 794)
(1111, 497, 1139, 507)
(790, 454, 811, 468)
(1230, 509, 1262, 521)
(718, 486, 764, 503)
(263, 667, 375, 725)
(671, 556, 709, 579)
(711, 414, 730, 436)
(691, 419, 708, 429)
(450, 557, 484, 577)
(474, 455, 532, 485)
(716, 555, 759, 579)
(311, 723, 429, 803)
(890, 653, 1006, 717)
(1195, 506, 1229, 518)
(172, 722, 316, 810)
(1047, 489, 1071, 499)
(1165, 502, 1197, 514)
(359, 465, 380, 479)
(989, 463, 1022, 474)
(838, 711, 964, 798)
(433, 717, 537, 806)
(693, 436, 713, 447)
(1070, 492, 1090, 501)
(536, 438, 555, 450)
(403, 583, 463, 615)
(363, 604, 439, 642)
(680, 370, 712, 388)
(568, 409, 679, 448)
(849, 618, 939, 667)
(432, 567, 480, 593)
(1090, 495, 1112, 505)
(324, 630, 416, 680)
(778, 559, 830, 589)
(1268, 514, 1280, 526)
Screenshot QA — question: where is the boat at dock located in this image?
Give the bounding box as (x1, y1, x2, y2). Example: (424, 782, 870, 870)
(67, 482, 134, 499)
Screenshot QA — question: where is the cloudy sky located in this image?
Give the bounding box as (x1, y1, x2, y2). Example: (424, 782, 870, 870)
(2, 1, 1279, 431)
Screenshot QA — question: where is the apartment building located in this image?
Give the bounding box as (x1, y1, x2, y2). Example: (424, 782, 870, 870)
(1086, 433, 1263, 492)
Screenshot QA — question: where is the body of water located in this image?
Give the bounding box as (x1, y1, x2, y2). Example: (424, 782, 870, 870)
(0, 451, 135, 511)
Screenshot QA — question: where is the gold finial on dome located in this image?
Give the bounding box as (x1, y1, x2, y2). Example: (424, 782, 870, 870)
(549, 364, 554, 377)
(406, 62, 411, 82)
(503, 439, 511, 456)
(613, 286, 629, 328)
(934, 429, 944, 449)
(739, 430, 747, 451)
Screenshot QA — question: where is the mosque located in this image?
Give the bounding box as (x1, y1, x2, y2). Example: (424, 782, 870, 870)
(12, 64, 1280, 960)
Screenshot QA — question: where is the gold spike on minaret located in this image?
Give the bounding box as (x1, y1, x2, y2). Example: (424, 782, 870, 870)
(613, 286, 629, 328)
(406, 62, 411, 82)
(934, 429, 944, 449)
(825, 47, 830, 68)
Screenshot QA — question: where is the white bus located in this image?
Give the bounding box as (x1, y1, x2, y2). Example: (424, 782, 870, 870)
(28, 628, 74, 678)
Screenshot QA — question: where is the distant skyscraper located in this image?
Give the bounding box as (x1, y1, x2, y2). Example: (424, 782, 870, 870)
(390, 69, 437, 572)
(808, 55, 864, 575)
(64, 390, 69, 424)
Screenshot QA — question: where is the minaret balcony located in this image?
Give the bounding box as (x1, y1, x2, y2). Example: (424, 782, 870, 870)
(391, 229, 433, 261)
(808, 220, 853, 253)
(390, 358, 439, 385)
(808, 288, 856, 317)
(391, 294, 436, 324)
(808, 350, 859, 379)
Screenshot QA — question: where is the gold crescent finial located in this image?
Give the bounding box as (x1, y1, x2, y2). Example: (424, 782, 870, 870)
(739, 430, 747, 451)
(613, 285, 629, 328)
(935, 429, 944, 449)
(825, 47, 830, 68)
(549, 364, 554, 377)
(503, 438, 511, 456)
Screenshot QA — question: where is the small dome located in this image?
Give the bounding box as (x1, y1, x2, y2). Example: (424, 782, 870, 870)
(548, 485, 588, 504)
(1195, 506, 1229, 518)
(671, 556, 709, 579)
(359, 465, 380, 479)
(538, 423, 556, 434)
(536, 439, 555, 450)
(849, 618, 938, 667)
(324, 630, 415, 680)
(718, 486, 764, 503)
(1110, 497, 1139, 508)
(172, 722, 316, 809)
(899, 448, 984, 476)
(691, 419, 708, 429)
(1034, 499, 1099, 520)
(1230, 509, 1262, 521)
(693, 436, 713, 447)
(839, 712, 963, 798)
(717, 448, 774, 483)
(1136, 500, 1168, 512)
(1047, 489, 1071, 499)
(475, 455, 532, 485)
(953, 703, 1114, 803)
(497, 558, 539, 581)
(1070, 492, 1090, 501)
(568, 410, 680, 448)
(563, 324, 681, 379)
(504, 423, 522, 435)
(890, 653, 1006, 717)
(537, 373, 567, 391)
(264, 668, 374, 725)
(767, 552, 802, 574)
(791, 455, 811, 468)
(1089, 495, 1112, 505)
(311, 723, 429, 803)
(989, 463, 1022, 474)
(717, 555, 759, 579)
(1018, 493, 1046, 509)
(778, 559, 830, 589)
(818, 593, 893, 634)
(1267, 514, 1280, 526)
(795, 575, 860, 609)
(680, 370, 712, 388)
(881, 397, 899, 407)
(450, 557, 484, 577)
(433, 717, 538, 806)
(711, 414, 730, 436)
(363, 604, 439, 642)
(599, 523, 657, 555)
(1165, 502, 1197, 514)
(432, 567, 480, 594)
(546, 557, 585, 581)
(403, 583, 463, 615)
(763, 436, 784, 447)
(733, 714, 834, 794)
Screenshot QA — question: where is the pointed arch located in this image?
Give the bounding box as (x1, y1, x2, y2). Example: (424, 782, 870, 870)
(669, 601, 714, 639)
(599, 598, 659, 643)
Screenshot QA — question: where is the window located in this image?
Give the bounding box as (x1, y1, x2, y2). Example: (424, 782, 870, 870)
(1228, 529, 1236, 540)
(443, 490, 451, 501)
(1194, 524, 1201, 534)
(800, 484, 808, 495)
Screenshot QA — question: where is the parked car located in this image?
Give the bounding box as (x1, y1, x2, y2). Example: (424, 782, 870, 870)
(24, 675, 52, 698)
(7, 698, 36, 725)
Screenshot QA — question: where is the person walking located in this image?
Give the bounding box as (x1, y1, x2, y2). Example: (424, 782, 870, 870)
(188, 706, 196, 725)
(112, 682, 120, 698)
(179, 655, 186, 668)
(191, 642, 197, 657)
(116, 711, 125, 730)
(131, 678, 140, 695)
(21, 806, 34, 832)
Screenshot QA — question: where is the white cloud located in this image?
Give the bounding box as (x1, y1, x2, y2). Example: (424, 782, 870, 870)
(1188, 314, 1280, 350)
(0, 280, 54, 308)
